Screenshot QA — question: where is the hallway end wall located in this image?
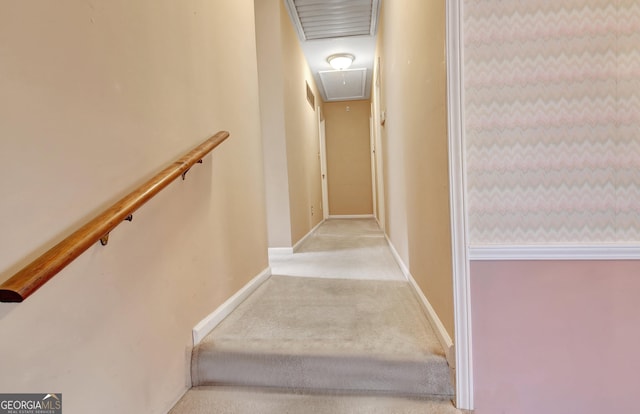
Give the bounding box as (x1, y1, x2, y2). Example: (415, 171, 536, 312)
(374, 0, 455, 337)
(0, 1, 268, 413)
(324, 100, 374, 216)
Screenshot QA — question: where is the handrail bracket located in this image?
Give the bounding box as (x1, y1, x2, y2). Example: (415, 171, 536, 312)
(99, 215, 134, 246)
(181, 159, 203, 180)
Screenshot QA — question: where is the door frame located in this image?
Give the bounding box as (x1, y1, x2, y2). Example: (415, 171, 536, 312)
(369, 113, 377, 218)
(318, 109, 329, 220)
(446, 0, 473, 409)
(372, 59, 386, 230)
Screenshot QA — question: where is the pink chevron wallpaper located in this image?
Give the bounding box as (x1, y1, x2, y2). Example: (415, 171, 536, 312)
(464, 1, 640, 244)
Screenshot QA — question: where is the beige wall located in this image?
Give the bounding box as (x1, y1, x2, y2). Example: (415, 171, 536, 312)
(373, 1, 454, 337)
(256, 0, 324, 246)
(281, 1, 324, 244)
(0, 1, 268, 413)
(324, 101, 373, 215)
(255, 0, 292, 248)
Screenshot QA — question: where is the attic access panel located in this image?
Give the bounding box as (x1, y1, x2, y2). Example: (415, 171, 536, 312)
(319, 68, 367, 101)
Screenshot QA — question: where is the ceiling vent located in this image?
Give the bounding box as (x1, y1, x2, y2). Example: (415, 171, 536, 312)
(285, 0, 381, 41)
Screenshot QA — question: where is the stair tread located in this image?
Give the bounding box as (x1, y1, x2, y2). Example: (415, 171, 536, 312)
(192, 276, 453, 396)
(169, 386, 463, 414)
(202, 276, 444, 357)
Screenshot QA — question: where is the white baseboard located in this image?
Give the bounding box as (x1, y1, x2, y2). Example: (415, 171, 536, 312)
(384, 234, 455, 367)
(166, 387, 189, 414)
(293, 219, 325, 252)
(328, 214, 375, 219)
(192, 267, 272, 345)
(267, 220, 325, 256)
(406, 271, 455, 367)
(268, 247, 294, 255)
(469, 244, 640, 261)
(385, 235, 410, 277)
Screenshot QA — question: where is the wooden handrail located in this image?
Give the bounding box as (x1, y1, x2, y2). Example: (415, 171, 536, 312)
(0, 131, 230, 303)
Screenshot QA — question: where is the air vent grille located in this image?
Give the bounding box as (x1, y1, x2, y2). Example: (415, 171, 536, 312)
(286, 0, 379, 41)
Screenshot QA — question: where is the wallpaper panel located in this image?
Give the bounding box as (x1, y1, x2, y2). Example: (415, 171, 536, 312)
(464, 0, 640, 244)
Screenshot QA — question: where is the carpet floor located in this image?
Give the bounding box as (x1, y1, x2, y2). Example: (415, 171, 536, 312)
(192, 276, 453, 397)
(171, 219, 459, 413)
(170, 387, 462, 414)
(269, 219, 405, 281)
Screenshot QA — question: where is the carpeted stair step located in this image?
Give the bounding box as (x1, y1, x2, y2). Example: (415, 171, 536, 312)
(191, 276, 454, 398)
(169, 386, 463, 414)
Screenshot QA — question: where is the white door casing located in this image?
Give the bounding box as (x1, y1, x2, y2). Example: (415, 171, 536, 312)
(373, 58, 386, 230)
(446, 0, 473, 409)
(369, 114, 378, 218)
(318, 110, 329, 219)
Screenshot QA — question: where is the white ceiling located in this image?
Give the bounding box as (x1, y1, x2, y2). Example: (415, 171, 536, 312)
(284, 0, 381, 102)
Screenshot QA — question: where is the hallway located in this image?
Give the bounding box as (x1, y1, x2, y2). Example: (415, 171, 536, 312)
(3, 0, 637, 412)
(170, 219, 460, 413)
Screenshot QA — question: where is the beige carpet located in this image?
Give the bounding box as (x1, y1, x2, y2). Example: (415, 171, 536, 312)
(170, 387, 462, 414)
(269, 219, 405, 281)
(170, 219, 459, 413)
(192, 276, 453, 397)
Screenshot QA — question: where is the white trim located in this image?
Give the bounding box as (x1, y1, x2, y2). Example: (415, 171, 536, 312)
(446, 0, 473, 409)
(283, 0, 307, 41)
(328, 214, 375, 219)
(293, 219, 325, 252)
(406, 272, 455, 367)
(167, 388, 189, 413)
(372, 57, 386, 231)
(268, 220, 325, 256)
(318, 111, 329, 220)
(469, 244, 640, 261)
(369, 113, 378, 219)
(370, 0, 382, 36)
(384, 234, 410, 276)
(268, 247, 294, 255)
(384, 234, 455, 368)
(192, 267, 272, 345)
